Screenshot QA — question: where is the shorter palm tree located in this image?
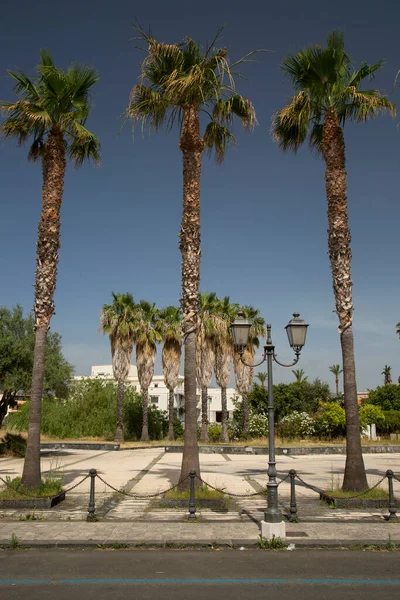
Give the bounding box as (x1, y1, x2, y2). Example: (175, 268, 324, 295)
(292, 369, 308, 383)
(158, 306, 182, 441)
(255, 372, 268, 388)
(100, 293, 136, 442)
(396, 322, 400, 338)
(382, 365, 392, 386)
(329, 364, 343, 397)
(133, 301, 163, 441)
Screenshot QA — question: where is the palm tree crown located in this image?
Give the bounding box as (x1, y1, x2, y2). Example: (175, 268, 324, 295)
(272, 31, 395, 154)
(396, 322, 400, 338)
(127, 25, 257, 162)
(1, 49, 101, 165)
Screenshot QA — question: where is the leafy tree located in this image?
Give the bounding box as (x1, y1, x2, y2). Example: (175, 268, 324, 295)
(314, 402, 346, 438)
(292, 368, 308, 383)
(158, 306, 182, 441)
(382, 365, 392, 386)
(1, 51, 100, 489)
(132, 301, 162, 441)
(232, 305, 265, 436)
(127, 25, 258, 484)
(329, 364, 343, 397)
(0, 305, 73, 427)
(272, 31, 394, 491)
(249, 378, 331, 422)
(367, 385, 400, 411)
(100, 293, 136, 442)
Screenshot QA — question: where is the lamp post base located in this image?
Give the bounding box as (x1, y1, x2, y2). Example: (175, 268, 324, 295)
(261, 520, 286, 541)
(264, 507, 282, 523)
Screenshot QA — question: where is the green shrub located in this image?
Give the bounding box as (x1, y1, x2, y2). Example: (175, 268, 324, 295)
(248, 413, 268, 438)
(367, 385, 400, 411)
(278, 411, 314, 440)
(314, 402, 346, 438)
(359, 404, 385, 429)
(379, 411, 400, 434)
(228, 397, 268, 440)
(173, 418, 184, 439)
(6, 379, 168, 441)
(208, 423, 222, 443)
(0, 433, 26, 457)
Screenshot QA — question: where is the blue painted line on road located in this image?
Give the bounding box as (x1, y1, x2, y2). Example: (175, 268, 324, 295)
(1, 578, 400, 585)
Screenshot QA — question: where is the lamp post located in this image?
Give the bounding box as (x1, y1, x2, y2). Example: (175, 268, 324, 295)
(231, 312, 308, 536)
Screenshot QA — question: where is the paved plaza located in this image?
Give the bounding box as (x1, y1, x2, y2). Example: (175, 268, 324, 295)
(1, 448, 399, 545)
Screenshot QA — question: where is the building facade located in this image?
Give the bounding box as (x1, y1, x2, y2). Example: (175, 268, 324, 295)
(74, 365, 241, 424)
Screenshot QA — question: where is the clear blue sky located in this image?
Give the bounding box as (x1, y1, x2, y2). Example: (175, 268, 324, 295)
(1, 0, 399, 391)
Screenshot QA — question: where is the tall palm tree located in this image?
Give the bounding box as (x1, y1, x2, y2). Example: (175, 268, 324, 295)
(132, 301, 162, 442)
(292, 368, 308, 383)
(255, 372, 268, 388)
(127, 26, 257, 483)
(214, 296, 240, 443)
(1, 50, 100, 489)
(382, 365, 392, 386)
(158, 306, 182, 441)
(329, 364, 343, 397)
(233, 305, 266, 437)
(100, 293, 136, 442)
(197, 292, 220, 442)
(272, 31, 394, 491)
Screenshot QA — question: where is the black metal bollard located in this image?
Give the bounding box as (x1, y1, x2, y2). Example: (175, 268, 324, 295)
(87, 468, 97, 521)
(188, 470, 197, 520)
(386, 469, 398, 521)
(289, 469, 298, 520)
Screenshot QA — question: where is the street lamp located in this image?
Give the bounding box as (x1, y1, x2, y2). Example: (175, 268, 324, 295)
(231, 311, 308, 538)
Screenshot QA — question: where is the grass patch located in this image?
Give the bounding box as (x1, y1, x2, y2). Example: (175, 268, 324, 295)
(165, 484, 224, 500)
(258, 535, 286, 550)
(325, 486, 389, 499)
(0, 476, 63, 500)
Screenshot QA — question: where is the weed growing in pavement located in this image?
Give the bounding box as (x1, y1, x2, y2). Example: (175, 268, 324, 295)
(7, 533, 23, 550)
(258, 535, 286, 550)
(19, 512, 44, 521)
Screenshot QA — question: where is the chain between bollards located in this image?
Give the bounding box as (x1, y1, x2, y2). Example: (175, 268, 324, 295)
(188, 470, 197, 520)
(87, 468, 97, 521)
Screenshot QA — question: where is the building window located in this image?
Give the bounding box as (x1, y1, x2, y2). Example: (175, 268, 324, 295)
(150, 396, 159, 404)
(154, 383, 158, 388)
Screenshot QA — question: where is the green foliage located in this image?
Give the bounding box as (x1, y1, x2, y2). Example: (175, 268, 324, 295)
(314, 402, 346, 438)
(0, 433, 26, 457)
(258, 535, 285, 550)
(207, 423, 222, 443)
(0, 305, 74, 424)
(165, 484, 223, 500)
(228, 398, 268, 440)
(278, 411, 315, 440)
(249, 379, 331, 421)
(379, 411, 400, 434)
(0, 475, 62, 499)
(173, 418, 184, 439)
(6, 379, 168, 441)
(359, 404, 385, 428)
(367, 385, 400, 411)
(8, 534, 23, 550)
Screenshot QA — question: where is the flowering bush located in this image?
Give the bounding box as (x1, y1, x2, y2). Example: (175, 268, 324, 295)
(278, 411, 314, 440)
(248, 413, 268, 438)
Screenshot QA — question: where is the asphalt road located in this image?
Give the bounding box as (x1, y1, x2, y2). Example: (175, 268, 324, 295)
(0, 549, 400, 600)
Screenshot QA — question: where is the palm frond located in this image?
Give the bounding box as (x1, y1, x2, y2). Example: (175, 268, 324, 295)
(340, 88, 395, 122)
(67, 121, 101, 166)
(127, 84, 170, 132)
(213, 95, 257, 129)
(8, 70, 40, 102)
(204, 120, 236, 163)
(272, 91, 311, 152)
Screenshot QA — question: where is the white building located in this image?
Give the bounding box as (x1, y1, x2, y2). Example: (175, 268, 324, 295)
(75, 365, 240, 424)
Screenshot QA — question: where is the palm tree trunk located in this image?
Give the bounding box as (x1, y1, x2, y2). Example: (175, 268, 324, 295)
(322, 109, 367, 492)
(141, 388, 150, 442)
(200, 386, 209, 442)
(242, 392, 249, 438)
(21, 127, 66, 490)
(178, 106, 204, 487)
(115, 380, 124, 443)
(168, 388, 175, 441)
(221, 387, 229, 443)
(335, 376, 339, 398)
